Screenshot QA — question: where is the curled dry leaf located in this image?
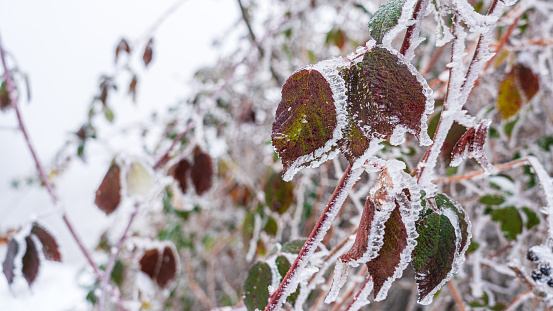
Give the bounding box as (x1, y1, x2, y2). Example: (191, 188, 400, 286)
(139, 243, 179, 289)
(170, 158, 190, 193)
(115, 38, 131, 64)
(143, 38, 154, 67)
(31, 222, 62, 262)
(22, 236, 40, 286)
(450, 119, 494, 173)
(190, 151, 213, 195)
(94, 162, 122, 215)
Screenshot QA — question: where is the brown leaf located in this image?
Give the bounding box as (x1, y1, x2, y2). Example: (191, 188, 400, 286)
(451, 120, 494, 172)
(129, 75, 138, 102)
(191, 151, 213, 195)
(2, 239, 19, 285)
(139, 245, 179, 288)
(171, 159, 190, 193)
(143, 38, 154, 67)
(340, 198, 376, 263)
(94, 162, 122, 215)
(115, 38, 131, 64)
(31, 223, 61, 262)
(22, 236, 40, 286)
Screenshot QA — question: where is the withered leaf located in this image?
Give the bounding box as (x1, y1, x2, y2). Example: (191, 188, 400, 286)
(31, 222, 62, 262)
(170, 159, 190, 193)
(340, 198, 376, 263)
(94, 162, 122, 215)
(2, 239, 19, 285)
(450, 119, 493, 173)
(190, 151, 213, 195)
(115, 38, 131, 64)
(139, 244, 179, 289)
(22, 236, 40, 286)
(272, 67, 340, 181)
(264, 170, 294, 214)
(497, 64, 540, 121)
(339, 46, 429, 163)
(143, 38, 154, 67)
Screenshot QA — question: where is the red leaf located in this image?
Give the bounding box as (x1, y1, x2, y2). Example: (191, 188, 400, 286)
(190, 151, 213, 195)
(2, 238, 19, 285)
(143, 38, 154, 67)
(115, 38, 131, 64)
(451, 119, 494, 173)
(22, 236, 40, 286)
(94, 162, 122, 215)
(171, 159, 190, 193)
(139, 244, 179, 288)
(31, 222, 62, 262)
(340, 198, 376, 263)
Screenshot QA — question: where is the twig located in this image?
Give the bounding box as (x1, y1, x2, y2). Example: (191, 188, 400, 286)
(504, 290, 532, 311)
(434, 157, 528, 183)
(187, 262, 216, 309)
(265, 164, 363, 311)
(343, 274, 372, 311)
(99, 203, 139, 310)
(400, 0, 431, 59)
(447, 280, 466, 311)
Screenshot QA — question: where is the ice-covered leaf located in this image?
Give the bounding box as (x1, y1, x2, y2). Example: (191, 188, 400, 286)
(22, 236, 40, 286)
(170, 159, 190, 193)
(2, 239, 18, 285)
(190, 150, 213, 195)
(341, 198, 377, 263)
(244, 261, 272, 311)
(94, 162, 121, 215)
(281, 239, 306, 254)
(126, 161, 153, 198)
(143, 38, 153, 67)
(272, 60, 347, 181)
(265, 171, 294, 214)
(489, 206, 523, 241)
(339, 46, 432, 163)
(435, 194, 471, 264)
(366, 196, 408, 301)
(31, 222, 61, 262)
(450, 119, 494, 173)
(412, 211, 456, 304)
(139, 243, 179, 289)
(497, 64, 539, 121)
(368, 0, 404, 44)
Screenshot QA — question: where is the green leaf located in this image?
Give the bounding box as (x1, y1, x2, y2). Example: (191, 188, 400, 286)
(413, 194, 470, 305)
(263, 216, 278, 237)
(265, 171, 294, 214)
(521, 207, 540, 230)
(503, 115, 519, 138)
(339, 46, 431, 163)
(244, 262, 272, 311)
(368, 0, 405, 43)
(104, 106, 114, 122)
(271, 64, 344, 181)
(490, 206, 523, 241)
(242, 211, 256, 245)
(275, 256, 300, 305)
(537, 136, 553, 151)
(412, 210, 456, 305)
(479, 194, 506, 206)
(281, 239, 306, 254)
(466, 239, 480, 254)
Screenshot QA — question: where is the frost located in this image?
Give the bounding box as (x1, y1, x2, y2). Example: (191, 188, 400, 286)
(451, 0, 499, 32)
(346, 277, 374, 311)
(527, 156, 553, 242)
(325, 259, 349, 303)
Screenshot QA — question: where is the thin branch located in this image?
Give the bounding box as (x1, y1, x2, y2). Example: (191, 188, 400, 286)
(99, 203, 139, 311)
(447, 280, 466, 311)
(434, 157, 528, 183)
(400, 0, 431, 58)
(343, 274, 372, 311)
(265, 164, 363, 311)
(504, 290, 532, 311)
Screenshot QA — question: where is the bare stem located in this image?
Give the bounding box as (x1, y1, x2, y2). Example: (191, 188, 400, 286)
(447, 280, 466, 311)
(400, 0, 431, 58)
(264, 164, 363, 311)
(434, 158, 528, 183)
(343, 274, 372, 311)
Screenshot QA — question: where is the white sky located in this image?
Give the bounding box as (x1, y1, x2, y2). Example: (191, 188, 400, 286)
(0, 0, 239, 308)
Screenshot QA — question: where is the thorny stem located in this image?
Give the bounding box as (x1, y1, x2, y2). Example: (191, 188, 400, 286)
(264, 164, 362, 311)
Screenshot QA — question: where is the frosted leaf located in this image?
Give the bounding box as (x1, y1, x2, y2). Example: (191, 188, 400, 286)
(413, 194, 471, 305)
(338, 46, 434, 164)
(272, 58, 349, 181)
(368, 0, 405, 44)
(450, 119, 495, 174)
(381, 0, 419, 47)
(325, 259, 349, 303)
(126, 161, 154, 199)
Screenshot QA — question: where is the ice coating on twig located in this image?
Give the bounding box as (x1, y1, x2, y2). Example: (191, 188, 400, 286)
(280, 58, 351, 181)
(345, 277, 374, 311)
(325, 259, 349, 303)
(527, 156, 553, 242)
(451, 0, 499, 32)
(432, 0, 454, 46)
